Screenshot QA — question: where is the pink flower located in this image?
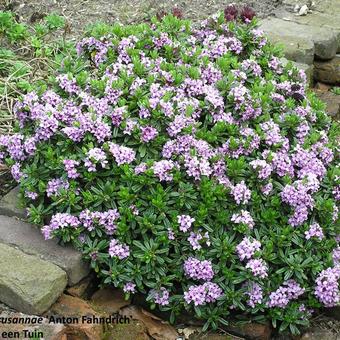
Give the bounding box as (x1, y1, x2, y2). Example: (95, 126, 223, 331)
(141, 126, 158, 142)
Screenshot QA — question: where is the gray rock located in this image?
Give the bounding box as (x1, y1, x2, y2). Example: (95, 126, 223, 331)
(0, 302, 16, 313)
(0, 186, 26, 219)
(317, 0, 340, 13)
(0, 244, 67, 315)
(314, 54, 340, 85)
(262, 28, 315, 64)
(275, 5, 340, 52)
(0, 215, 90, 285)
(282, 0, 301, 5)
(259, 17, 338, 60)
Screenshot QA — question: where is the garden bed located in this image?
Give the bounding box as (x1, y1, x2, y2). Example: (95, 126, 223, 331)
(0, 2, 339, 340)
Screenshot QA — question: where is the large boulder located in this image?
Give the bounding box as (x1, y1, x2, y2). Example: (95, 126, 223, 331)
(0, 186, 26, 219)
(275, 2, 340, 53)
(267, 33, 314, 65)
(314, 55, 340, 85)
(0, 215, 90, 285)
(0, 244, 67, 315)
(259, 18, 338, 61)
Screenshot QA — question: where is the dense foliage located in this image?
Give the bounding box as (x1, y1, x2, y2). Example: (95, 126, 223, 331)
(0, 7, 339, 334)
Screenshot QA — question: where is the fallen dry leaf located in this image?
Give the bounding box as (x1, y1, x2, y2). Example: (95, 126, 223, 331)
(140, 308, 162, 321)
(0, 164, 8, 171)
(178, 327, 199, 339)
(120, 305, 178, 340)
(91, 287, 130, 314)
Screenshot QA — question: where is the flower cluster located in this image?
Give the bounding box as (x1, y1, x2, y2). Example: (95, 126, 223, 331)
(246, 259, 268, 278)
(231, 210, 254, 229)
(123, 282, 136, 294)
(236, 237, 261, 261)
(333, 246, 340, 265)
(245, 282, 263, 308)
(250, 160, 272, 179)
(183, 257, 214, 281)
(109, 142, 136, 165)
(188, 230, 210, 250)
(109, 239, 130, 259)
(267, 280, 305, 308)
(149, 287, 170, 306)
(305, 222, 324, 240)
(63, 159, 80, 179)
(178, 214, 195, 232)
(46, 178, 69, 197)
(280, 181, 315, 226)
(58, 208, 121, 236)
(314, 267, 340, 307)
(42, 213, 79, 239)
(84, 148, 108, 172)
(152, 160, 175, 182)
(184, 282, 223, 306)
(231, 181, 251, 205)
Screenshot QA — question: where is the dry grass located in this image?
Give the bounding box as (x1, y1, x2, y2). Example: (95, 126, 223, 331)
(0, 40, 64, 135)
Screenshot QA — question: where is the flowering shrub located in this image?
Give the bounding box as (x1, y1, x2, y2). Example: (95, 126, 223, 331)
(0, 7, 339, 334)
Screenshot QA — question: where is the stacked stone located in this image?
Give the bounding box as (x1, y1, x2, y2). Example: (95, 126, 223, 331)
(0, 188, 90, 315)
(260, 0, 340, 80)
(259, 0, 340, 119)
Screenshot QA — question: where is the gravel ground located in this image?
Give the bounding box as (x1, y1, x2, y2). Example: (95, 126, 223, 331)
(2, 0, 283, 37)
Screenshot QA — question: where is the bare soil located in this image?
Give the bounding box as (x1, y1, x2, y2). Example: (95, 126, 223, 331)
(2, 0, 283, 38)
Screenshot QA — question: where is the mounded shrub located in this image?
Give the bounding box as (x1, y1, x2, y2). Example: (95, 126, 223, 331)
(0, 7, 339, 334)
